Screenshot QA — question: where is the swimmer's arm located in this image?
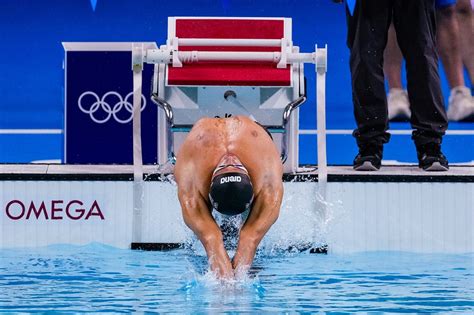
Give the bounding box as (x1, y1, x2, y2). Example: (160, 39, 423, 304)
(233, 184, 283, 271)
(178, 190, 233, 279)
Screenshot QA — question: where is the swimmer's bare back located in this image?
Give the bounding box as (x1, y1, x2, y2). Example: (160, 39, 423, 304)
(174, 116, 284, 278)
(175, 115, 283, 196)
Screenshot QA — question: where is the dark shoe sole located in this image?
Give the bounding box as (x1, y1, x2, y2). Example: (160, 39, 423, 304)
(422, 162, 449, 172)
(354, 161, 380, 171)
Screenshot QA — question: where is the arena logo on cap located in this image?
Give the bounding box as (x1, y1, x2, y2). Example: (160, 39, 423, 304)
(220, 176, 242, 184)
(4, 200, 105, 221)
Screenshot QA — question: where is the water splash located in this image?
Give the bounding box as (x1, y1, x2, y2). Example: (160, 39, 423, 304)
(181, 184, 345, 259)
(259, 183, 343, 255)
(179, 265, 265, 300)
(143, 161, 176, 183)
(214, 212, 246, 250)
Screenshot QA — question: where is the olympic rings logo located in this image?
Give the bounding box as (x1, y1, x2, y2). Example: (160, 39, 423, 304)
(77, 91, 146, 124)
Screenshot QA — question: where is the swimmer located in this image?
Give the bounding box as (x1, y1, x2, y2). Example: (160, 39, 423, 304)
(174, 115, 283, 279)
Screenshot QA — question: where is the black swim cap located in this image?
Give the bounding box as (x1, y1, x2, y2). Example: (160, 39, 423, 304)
(209, 172, 254, 216)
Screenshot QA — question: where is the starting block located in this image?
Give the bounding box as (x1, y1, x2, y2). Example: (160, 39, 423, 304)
(131, 17, 327, 174)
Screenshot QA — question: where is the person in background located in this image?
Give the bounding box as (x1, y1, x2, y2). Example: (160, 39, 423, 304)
(456, 0, 474, 95)
(344, 0, 449, 171)
(384, 0, 474, 122)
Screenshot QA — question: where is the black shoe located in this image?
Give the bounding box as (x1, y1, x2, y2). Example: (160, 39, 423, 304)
(416, 142, 449, 171)
(353, 145, 383, 171)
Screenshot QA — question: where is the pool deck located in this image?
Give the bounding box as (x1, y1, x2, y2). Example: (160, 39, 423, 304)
(0, 164, 473, 182)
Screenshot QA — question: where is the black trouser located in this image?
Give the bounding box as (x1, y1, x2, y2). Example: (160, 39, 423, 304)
(346, 0, 448, 148)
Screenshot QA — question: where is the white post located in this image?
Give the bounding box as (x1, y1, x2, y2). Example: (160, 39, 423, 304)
(316, 45, 328, 199)
(131, 43, 144, 244)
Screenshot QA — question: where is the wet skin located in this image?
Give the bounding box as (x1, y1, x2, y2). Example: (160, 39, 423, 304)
(174, 116, 283, 279)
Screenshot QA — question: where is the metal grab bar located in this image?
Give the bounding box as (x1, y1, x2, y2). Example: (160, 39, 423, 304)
(151, 93, 176, 164)
(283, 96, 306, 126)
(151, 93, 173, 125)
(281, 95, 307, 163)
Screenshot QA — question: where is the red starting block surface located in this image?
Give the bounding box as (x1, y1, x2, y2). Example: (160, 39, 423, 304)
(167, 18, 292, 86)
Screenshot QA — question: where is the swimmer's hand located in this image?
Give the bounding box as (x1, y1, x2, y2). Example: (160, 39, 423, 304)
(209, 252, 234, 279)
(204, 233, 234, 279)
(232, 233, 258, 272)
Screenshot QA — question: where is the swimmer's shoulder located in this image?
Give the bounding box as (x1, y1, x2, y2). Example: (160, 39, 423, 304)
(233, 115, 254, 125)
(193, 117, 215, 129)
(232, 115, 268, 130)
(192, 115, 259, 133)
(187, 118, 216, 137)
(194, 115, 253, 123)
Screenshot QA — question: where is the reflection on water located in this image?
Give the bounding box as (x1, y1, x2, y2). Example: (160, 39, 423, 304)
(0, 244, 473, 312)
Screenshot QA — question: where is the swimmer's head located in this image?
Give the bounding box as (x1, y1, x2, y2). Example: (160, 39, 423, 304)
(209, 154, 254, 216)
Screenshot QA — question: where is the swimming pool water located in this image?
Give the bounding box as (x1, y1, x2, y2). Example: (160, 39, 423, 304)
(1, 244, 472, 313)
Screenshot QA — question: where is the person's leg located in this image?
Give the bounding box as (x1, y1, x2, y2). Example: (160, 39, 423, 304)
(436, 4, 465, 88)
(455, 0, 474, 120)
(437, 1, 473, 121)
(384, 23, 404, 89)
(346, 0, 392, 169)
(456, 0, 474, 83)
(384, 23, 412, 120)
(393, 0, 449, 170)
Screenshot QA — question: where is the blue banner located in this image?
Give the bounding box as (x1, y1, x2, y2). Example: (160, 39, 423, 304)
(65, 51, 157, 164)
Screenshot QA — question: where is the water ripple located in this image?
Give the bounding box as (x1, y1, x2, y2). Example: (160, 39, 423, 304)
(0, 247, 472, 312)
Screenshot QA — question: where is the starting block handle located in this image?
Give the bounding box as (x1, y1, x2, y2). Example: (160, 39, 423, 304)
(145, 49, 317, 67)
(151, 93, 176, 164)
(281, 96, 307, 163)
(177, 38, 282, 47)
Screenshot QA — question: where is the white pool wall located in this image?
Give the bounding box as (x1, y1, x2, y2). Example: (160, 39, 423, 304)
(1, 180, 472, 253)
